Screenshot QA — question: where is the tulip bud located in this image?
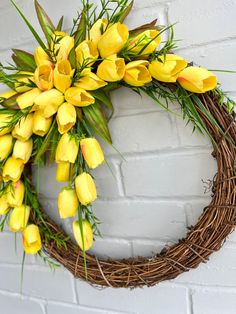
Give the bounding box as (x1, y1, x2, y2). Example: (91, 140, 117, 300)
(15, 72, 34, 93)
(75, 40, 99, 66)
(33, 89, 64, 118)
(73, 220, 93, 251)
(12, 139, 33, 164)
(34, 46, 52, 67)
(32, 111, 52, 136)
(22, 224, 42, 254)
(54, 60, 74, 93)
(75, 172, 97, 205)
(7, 180, 25, 207)
(0, 90, 17, 100)
(149, 54, 188, 83)
(54, 33, 74, 62)
(56, 102, 76, 134)
(128, 30, 161, 55)
(0, 134, 13, 161)
(16, 88, 42, 110)
(0, 113, 13, 136)
(177, 66, 218, 93)
(34, 65, 54, 91)
(12, 114, 33, 142)
(124, 60, 152, 86)
(56, 161, 70, 182)
(74, 68, 107, 90)
(97, 55, 126, 82)
(89, 18, 108, 45)
(98, 22, 129, 58)
(0, 194, 9, 215)
(9, 204, 30, 232)
(56, 133, 79, 163)
(65, 87, 95, 107)
(58, 187, 78, 219)
(3, 157, 24, 182)
(80, 138, 104, 169)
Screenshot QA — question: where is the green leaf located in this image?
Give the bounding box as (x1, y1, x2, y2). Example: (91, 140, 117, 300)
(119, 0, 134, 22)
(34, 0, 55, 44)
(68, 47, 77, 69)
(0, 94, 20, 109)
(129, 19, 158, 36)
(91, 90, 114, 120)
(74, 10, 87, 47)
(56, 16, 64, 31)
(83, 102, 112, 144)
(12, 49, 37, 72)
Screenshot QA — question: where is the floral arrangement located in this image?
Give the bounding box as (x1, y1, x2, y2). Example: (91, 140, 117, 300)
(0, 0, 234, 271)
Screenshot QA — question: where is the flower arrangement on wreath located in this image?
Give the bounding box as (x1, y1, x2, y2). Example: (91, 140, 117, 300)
(0, 0, 235, 268)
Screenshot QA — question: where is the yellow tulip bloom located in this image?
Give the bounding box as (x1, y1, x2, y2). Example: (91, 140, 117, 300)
(177, 66, 218, 93)
(128, 30, 161, 55)
(56, 133, 79, 163)
(12, 114, 33, 142)
(74, 68, 107, 90)
(75, 40, 99, 66)
(54, 60, 74, 93)
(34, 64, 54, 91)
(89, 18, 108, 45)
(75, 172, 97, 205)
(33, 89, 64, 118)
(2, 157, 24, 182)
(54, 33, 74, 62)
(17, 88, 42, 110)
(80, 138, 104, 169)
(56, 161, 71, 182)
(73, 220, 93, 251)
(98, 22, 129, 58)
(65, 87, 95, 107)
(58, 187, 78, 219)
(34, 46, 52, 67)
(7, 180, 25, 207)
(22, 224, 42, 254)
(149, 54, 188, 83)
(56, 102, 76, 134)
(13, 139, 33, 164)
(124, 60, 152, 86)
(0, 194, 9, 215)
(9, 204, 30, 232)
(97, 55, 126, 82)
(0, 114, 13, 136)
(0, 134, 13, 161)
(15, 71, 34, 93)
(32, 111, 52, 136)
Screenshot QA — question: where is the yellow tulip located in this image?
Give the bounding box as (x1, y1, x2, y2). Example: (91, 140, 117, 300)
(0, 194, 9, 215)
(16, 88, 41, 110)
(54, 60, 74, 93)
(7, 180, 25, 207)
(33, 89, 64, 118)
(74, 68, 107, 90)
(0, 90, 17, 100)
(22, 224, 42, 254)
(0, 134, 13, 161)
(12, 114, 33, 142)
(75, 172, 97, 205)
(128, 30, 161, 55)
(56, 133, 79, 163)
(65, 87, 95, 107)
(97, 55, 126, 82)
(34, 64, 54, 91)
(9, 204, 30, 232)
(15, 71, 34, 93)
(73, 220, 93, 251)
(54, 33, 74, 62)
(80, 138, 104, 169)
(124, 60, 152, 86)
(34, 46, 52, 67)
(58, 187, 78, 219)
(0, 114, 13, 136)
(2, 157, 24, 182)
(56, 161, 71, 182)
(98, 22, 129, 58)
(177, 66, 218, 93)
(12, 139, 33, 164)
(149, 54, 188, 83)
(89, 18, 108, 45)
(32, 111, 52, 136)
(75, 40, 99, 66)
(56, 102, 76, 134)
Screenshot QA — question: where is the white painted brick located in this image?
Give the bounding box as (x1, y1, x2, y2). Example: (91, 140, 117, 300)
(0, 293, 43, 314)
(132, 239, 167, 257)
(184, 199, 212, 227)
(122, 152, 217, 197)
(76, 281, 188, 314)
(47, 303, 126, 314)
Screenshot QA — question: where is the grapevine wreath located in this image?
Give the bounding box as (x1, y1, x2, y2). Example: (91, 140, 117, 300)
(0, 0, 235, 288)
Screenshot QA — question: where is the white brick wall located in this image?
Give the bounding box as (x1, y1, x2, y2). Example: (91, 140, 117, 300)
(0, 0, 236, 313)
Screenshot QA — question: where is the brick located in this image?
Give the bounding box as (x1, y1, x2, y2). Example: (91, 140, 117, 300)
(184, 199, 212, 227)
(47, 303, 124, 314)
(132, 239, 166, 257)
(0, 293, 43, 314)
(122, 152, 217, 197)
